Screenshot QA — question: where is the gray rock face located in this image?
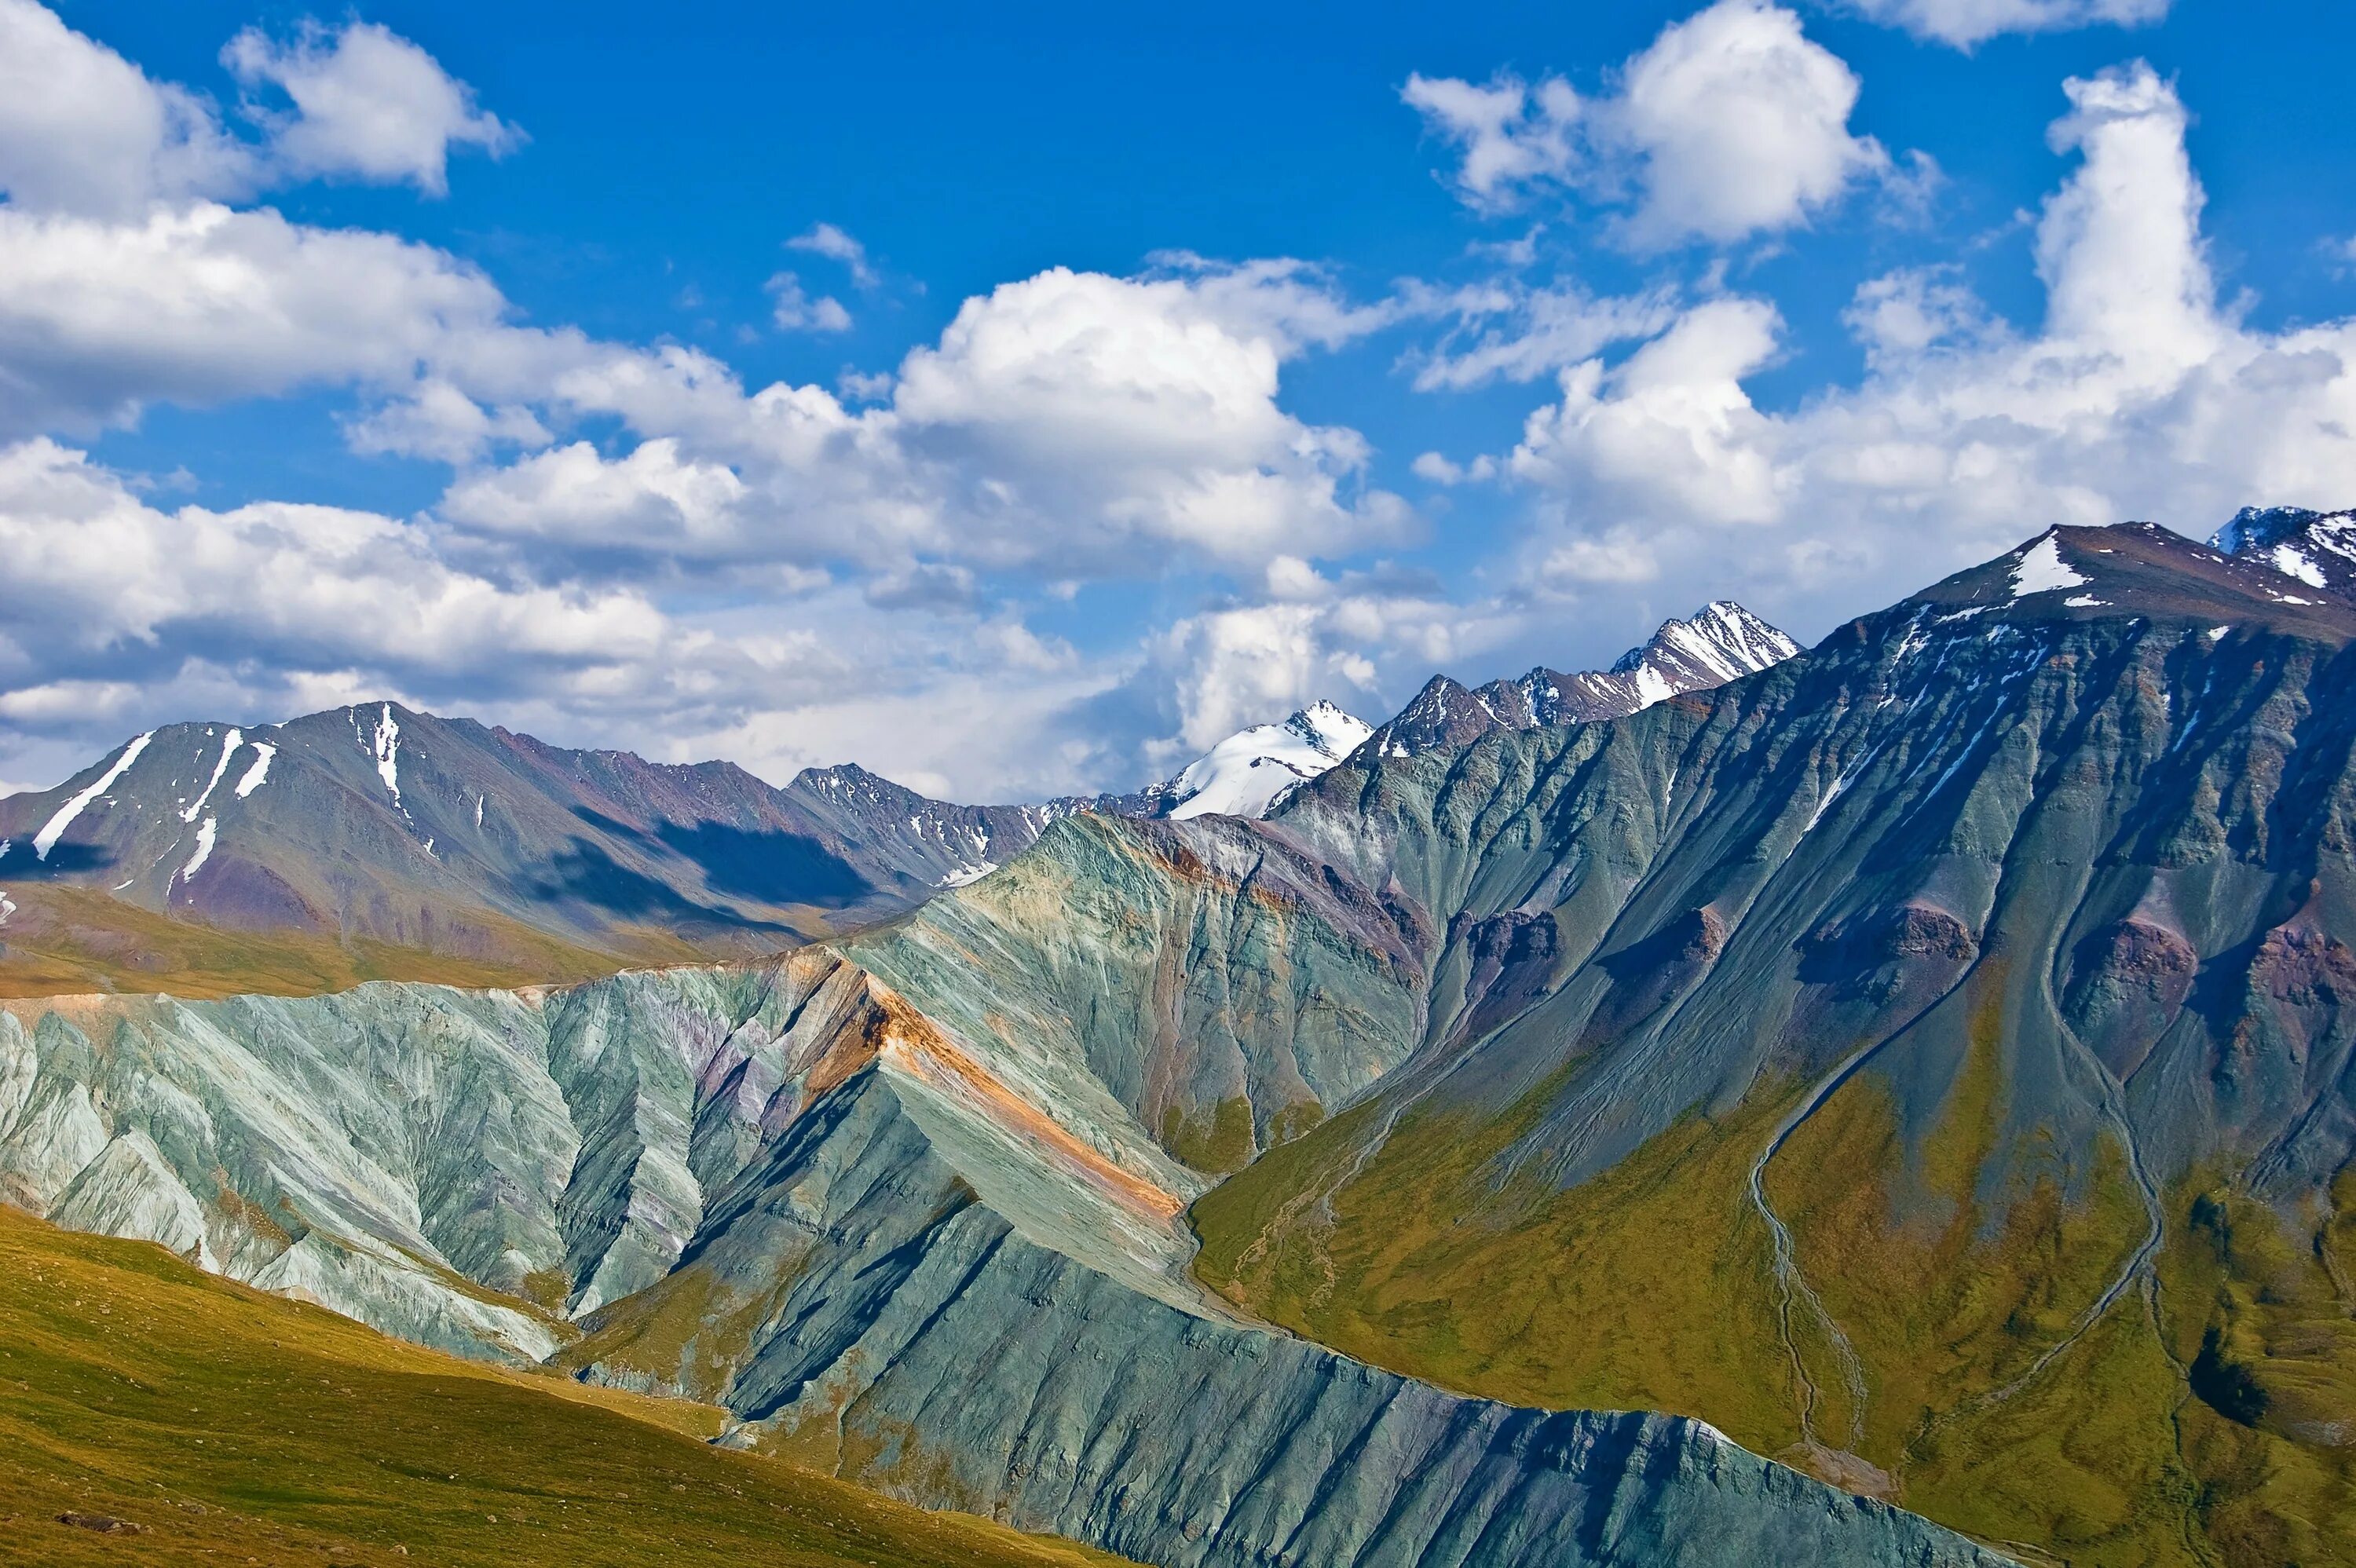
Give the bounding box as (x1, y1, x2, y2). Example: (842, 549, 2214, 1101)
(597, 1073, 2002, 1568)
(1264, 521, 2356, 1205)
(0, 955, 894, 1358)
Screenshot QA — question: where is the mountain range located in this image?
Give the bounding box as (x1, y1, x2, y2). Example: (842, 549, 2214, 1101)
(1365, 601, 1800, 756)
(0, 601, 1794, 998)
(7, 514, 2352, 1565)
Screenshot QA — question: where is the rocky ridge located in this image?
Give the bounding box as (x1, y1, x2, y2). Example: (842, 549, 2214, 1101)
(1366, 601, 1798, 757)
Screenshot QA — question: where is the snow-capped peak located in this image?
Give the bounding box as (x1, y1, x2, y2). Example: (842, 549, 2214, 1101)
(2210, 504, 2356, 601)
(1600, 602, 1802, 711)
(1160, 702, 1374, 821)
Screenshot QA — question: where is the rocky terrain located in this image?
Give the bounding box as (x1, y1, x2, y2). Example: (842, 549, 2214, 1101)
(0, 601, 1794, 1000)
(1364, 601, 1798, 757)
(0, 937, 1999, 1566)
(0, 705, 1077, 994)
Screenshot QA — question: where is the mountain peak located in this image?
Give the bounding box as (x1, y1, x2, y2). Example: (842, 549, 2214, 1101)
(2209, 504, 2356, 600)
(1900, 520, 2356, 640)
(1153, 701, 1375, 821)
(0, 700, 1084, 990)
(1363, 601, 1800, 761)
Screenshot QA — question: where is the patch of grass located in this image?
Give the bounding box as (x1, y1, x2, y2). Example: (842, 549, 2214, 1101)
(1159, 1095, 1257, 1175)
(1192, 1073, 1807, 1458)
(2156, 1177, 2356, 1568)
(551, 1257, 796, 1407)
(0, 883, 657, 1000)
(1763, 1044, 2186, 1563)
(0, 1204, 1127, 1567)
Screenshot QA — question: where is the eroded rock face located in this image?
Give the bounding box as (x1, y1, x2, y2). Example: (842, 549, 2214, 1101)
(2062, 918, 2197, 1079)
(569, 1070, 2004, 1568)
(0, 954, 896, 1360)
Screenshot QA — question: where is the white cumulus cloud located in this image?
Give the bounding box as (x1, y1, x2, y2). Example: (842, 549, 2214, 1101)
(789, 221, 878, 288)
(766, 271, 853, 332)
(0, 0, 254, 216)
(1487, 62, 2356, 638)
(1404, 2, 1897, 247)
(222, 20, 521, 196)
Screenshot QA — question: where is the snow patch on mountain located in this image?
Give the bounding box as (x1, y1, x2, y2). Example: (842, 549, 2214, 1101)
(180, 817, 217, 886)
(181, 729, 243, 823)
(2209, 506, 2356, 602)
(367, 705, 402, 806)
(1162, 701, 1374, 821)
(234, 744, 276, 799)
(2273, 543, 2329, 588)
(34, 732, 152, 861)
(2010, 535, 2088, 597)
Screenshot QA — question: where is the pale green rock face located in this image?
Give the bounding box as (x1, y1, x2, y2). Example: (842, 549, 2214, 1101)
(0, 945, 2002, 1565)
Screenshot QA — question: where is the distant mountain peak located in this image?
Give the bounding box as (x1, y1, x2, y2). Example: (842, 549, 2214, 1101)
(1893, 519, 2356, 638)
(0, 701, 1084, 989)
(2209, 504, 2356, 600)
(1365, 601, 1800, 760)
(1149, 702, 1376, 821)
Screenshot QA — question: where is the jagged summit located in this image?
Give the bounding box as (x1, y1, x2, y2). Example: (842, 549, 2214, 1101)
(785, 760, 1077, 887)
(1366, 601, 1800, 758)
(2210, 504, 2356, 601)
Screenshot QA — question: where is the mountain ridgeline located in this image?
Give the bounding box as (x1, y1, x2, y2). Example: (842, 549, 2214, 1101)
(1366, 600, 1800, 756)
(0, 706, 1077, 996)
(0, 599, 1795, 998)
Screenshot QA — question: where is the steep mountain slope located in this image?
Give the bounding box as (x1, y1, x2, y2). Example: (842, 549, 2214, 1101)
(1183, 521, 2356, 1565)
(0, 948, 1998, 1566)
(0, 705, 1066, 994)
(1367, 601, 1798, 756)
(0, 1206, 1127, 1568)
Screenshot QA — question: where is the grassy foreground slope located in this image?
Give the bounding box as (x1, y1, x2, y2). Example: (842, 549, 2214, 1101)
(0, 1205, 1123, 1568)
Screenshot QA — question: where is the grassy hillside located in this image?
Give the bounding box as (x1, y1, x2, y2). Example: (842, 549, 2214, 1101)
(0, 1204, 1124, 1567)
(0, 883, 721, 999)
(1193, 1070, 2356, 1567)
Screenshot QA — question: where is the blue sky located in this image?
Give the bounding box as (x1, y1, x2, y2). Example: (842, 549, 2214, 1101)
(4, 0, 2356, 799)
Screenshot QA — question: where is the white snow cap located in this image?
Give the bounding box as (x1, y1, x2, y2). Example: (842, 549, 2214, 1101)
(1165, 701, 1374, 821)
